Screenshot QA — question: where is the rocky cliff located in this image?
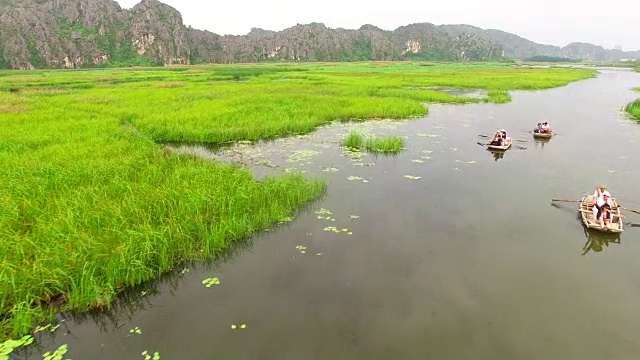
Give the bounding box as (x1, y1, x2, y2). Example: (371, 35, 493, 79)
(0, 0, 504, 69)
(0, 0, 189, 69)
(0, 0, 636, 69)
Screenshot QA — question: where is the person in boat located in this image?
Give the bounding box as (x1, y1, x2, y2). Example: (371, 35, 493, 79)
(500, 129, 507, 139)
(594, 185, 611, 199)
(540, 122, 551, 134)
(490, 131, 503, 146)
(594, 202, 612, 228)
(592, 193, 613, 226)
(534, 123, 542, 133)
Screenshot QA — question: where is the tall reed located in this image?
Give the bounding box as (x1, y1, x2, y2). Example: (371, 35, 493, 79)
(625, 99, 640, 120)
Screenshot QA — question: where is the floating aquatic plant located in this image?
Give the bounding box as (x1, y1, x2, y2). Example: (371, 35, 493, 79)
(315, 208, 333, 215)
(42, 344, 68, 360)
(33, 323, 61, 334)
(347, 176, 369, 183)
(287, 149, 320, 163)
(296, 245, 307, 254)
(129, 326, 142, 335)
(1, 335, 34, 359)
(404, 175, 422, 180)
(202, 277, 221, 288)
(411, 159, 424, 163)
(141, 350, 160, 360)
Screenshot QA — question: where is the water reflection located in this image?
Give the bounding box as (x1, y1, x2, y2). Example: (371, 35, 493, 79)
(488, 149, 506, 161)
(581, 229, 622, 255)
(533, 137, 551, 150)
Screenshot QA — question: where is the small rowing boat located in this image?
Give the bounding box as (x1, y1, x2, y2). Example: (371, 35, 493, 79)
(579, 194, 624, 233)
(487, 137, 512, 150)
(533, 130, 552, 139)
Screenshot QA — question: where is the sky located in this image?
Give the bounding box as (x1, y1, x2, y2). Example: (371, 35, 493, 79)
(114, 0, 640, 51)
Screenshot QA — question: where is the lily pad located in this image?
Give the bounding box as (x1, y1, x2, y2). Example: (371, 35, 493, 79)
(42, 344, 68, 360)
(323, 226, 342, 233)
(0, 335, 34, 358)
(141, 350, 161, 360)
(315, 208, 333, 215)
(404, 175, 422, 180)
(287, 149, 320, 163)
(202, 277, 221, 288)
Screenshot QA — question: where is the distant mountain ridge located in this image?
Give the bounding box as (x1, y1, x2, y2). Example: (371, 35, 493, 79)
(0, 0, 637, 69)
(437, 25, 640, 61)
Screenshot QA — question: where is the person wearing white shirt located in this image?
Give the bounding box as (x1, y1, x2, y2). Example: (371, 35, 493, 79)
(593, 194, 612, 224)
(594, 185, 611, 199)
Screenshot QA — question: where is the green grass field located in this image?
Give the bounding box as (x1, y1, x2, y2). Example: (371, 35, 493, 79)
(0, 61, 595, 340)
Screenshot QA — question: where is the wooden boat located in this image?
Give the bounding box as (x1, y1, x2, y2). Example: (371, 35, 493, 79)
(533, 130, 552, 139)
(579, 194, 624, 233)
(487, 137, 512, 150)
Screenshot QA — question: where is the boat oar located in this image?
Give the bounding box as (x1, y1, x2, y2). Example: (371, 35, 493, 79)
(551, 199, 580, 202)
(621, 206, 640, 216)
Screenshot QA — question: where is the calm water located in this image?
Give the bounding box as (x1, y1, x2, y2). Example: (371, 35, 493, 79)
(13, 68, 640, 360)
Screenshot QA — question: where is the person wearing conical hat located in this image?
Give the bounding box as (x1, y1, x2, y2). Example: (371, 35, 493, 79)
(594, 185, 611, 199)
(592, 185, 612, 226)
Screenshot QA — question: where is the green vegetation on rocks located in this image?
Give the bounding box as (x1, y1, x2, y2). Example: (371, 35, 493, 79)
(0, 61, 595, 340)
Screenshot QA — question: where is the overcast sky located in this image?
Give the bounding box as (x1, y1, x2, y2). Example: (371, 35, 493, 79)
(114, 0, 639, 51)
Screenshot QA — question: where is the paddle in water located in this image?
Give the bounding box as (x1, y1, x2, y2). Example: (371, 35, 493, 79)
(620, 206, 640, 216)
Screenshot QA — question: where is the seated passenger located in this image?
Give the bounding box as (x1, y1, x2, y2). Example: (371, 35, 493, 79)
(592, 194, 612, 225)
(490, 131, 503, 146)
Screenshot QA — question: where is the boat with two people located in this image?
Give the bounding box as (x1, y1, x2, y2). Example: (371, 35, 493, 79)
(487, 129, 512, 150)
(579, 185, 623, 233)
(533, 121, 552, 139)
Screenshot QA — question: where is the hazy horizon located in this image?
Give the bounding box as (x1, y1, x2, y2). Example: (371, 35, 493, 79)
(114, 0, 640, 52)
